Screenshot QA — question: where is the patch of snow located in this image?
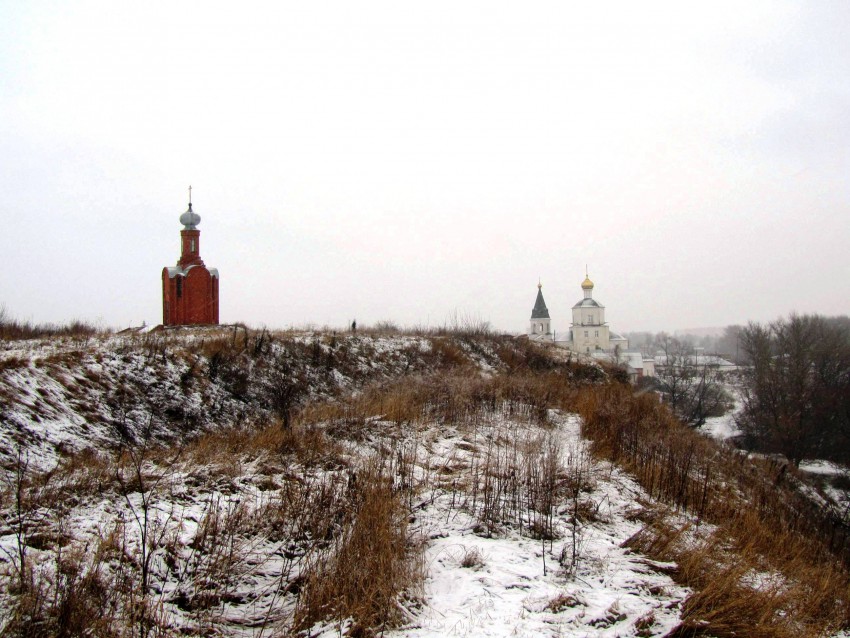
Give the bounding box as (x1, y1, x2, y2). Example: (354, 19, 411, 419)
(0, 333, 703, 636)
(799, 460, 850, 476)
(382, 414, 689, 638)
(700, 385, 742, 441)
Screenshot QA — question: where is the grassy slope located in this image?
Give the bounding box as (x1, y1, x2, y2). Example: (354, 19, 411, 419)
(0, 328, 849, 637)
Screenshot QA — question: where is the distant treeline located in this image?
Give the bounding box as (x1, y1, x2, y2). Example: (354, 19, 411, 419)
(626, 315, 850, 365)
(0, 306, 103, 341)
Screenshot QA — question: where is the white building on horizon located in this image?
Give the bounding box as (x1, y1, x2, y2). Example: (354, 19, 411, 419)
(526, 273, 656, 380)
(561, 273, 629, 354)
(528, 272, 628, 354)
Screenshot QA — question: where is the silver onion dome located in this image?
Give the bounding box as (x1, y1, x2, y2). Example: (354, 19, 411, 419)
(180, 202, 201, 230)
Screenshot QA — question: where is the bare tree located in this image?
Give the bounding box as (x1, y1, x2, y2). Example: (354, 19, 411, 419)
(114, 417, 181, 638)
(739, 314, 850, 466)
(0, 445, 45, 594)
(266, 362, 306, 430)
(653, 335, 731, 426)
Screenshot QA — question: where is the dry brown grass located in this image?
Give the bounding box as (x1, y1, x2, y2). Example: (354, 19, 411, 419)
(297, 368, 585, 438)
(40, 448, 114, 507)
(0, 310, 103, 342)
(576, 382, 850, 637)
(0, 521, 136, 638)
(0, 356, 29, 373)
(5, 329, 850, 636)
(180, 419, 346, 474)
(292, 462, 423, 636)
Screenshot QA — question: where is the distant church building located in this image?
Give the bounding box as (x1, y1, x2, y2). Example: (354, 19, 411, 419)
(162, 192, 219, 325)
(528, 272, 628, 354)
(529, 282, 551, 336)
(564, 273, 628, 353)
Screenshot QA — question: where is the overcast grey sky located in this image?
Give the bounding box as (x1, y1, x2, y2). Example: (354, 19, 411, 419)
(1, 1, 848, 333)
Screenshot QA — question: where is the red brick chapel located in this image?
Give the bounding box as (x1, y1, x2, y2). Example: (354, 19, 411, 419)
(162, 189, 219, 325)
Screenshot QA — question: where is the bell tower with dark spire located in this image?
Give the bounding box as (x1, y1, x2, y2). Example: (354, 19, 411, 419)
(162, 187, 220, 325)
(529, 280, 551, 337)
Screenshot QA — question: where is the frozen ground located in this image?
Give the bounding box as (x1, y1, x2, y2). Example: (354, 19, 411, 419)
(14, 334, 847, 636)
(0, 329, 493, 472)
(698, 385, 742, 441)
(1, 402, 693, 636)
(800, 460, 850, 476)
(315, 414, 690, 638)
(392, 420, 687, 637)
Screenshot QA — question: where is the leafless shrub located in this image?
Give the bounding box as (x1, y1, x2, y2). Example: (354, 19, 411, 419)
(546, 592, 579, 613)
(0, 446, 49, 594)
(428, 337, 471, 368)
(293, 461, 423, 635)
(265, 364, 308, 430)
(112, 424, 183, 637)
(459, 546, 484, 569)
(169, 495, 252, 627)
(1, 540, 126, 638)
(560, 445, 595, 576)
(579, 382, 850, 635)
(0, 464, 135, 638)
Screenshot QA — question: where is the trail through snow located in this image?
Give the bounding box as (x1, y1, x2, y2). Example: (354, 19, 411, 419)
(322, 415, 689, 638)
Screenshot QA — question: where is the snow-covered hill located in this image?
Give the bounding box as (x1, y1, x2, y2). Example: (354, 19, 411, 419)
(0, 328, 520, 471)
(2, 328, 849, 637)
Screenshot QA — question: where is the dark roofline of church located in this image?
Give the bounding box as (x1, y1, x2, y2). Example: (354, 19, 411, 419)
(531, 286, 550, 319)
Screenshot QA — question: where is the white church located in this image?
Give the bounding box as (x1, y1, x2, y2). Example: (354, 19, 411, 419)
(528, 272, 654, 379)
(529, 272, 627, 353)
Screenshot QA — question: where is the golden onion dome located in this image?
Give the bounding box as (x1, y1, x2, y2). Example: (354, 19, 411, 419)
(581, 276, 594, 290)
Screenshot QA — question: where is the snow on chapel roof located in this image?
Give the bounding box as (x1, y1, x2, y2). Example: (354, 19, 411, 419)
(573, 298, 603, 309)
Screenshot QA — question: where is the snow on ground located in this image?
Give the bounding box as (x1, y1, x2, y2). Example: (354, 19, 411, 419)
(1, 406, 693, 637)
(321, 414, 689, 638)
(699, 385, 742, 441)
(797, 460, 850, 520)
(1, 333, 696, 636)
(799, 460, 850, 476)
(0, 330, 454, 472)
(389, 415, 687, 638)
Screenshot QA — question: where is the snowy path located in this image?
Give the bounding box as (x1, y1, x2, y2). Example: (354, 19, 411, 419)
(380, 416, 689, 638)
